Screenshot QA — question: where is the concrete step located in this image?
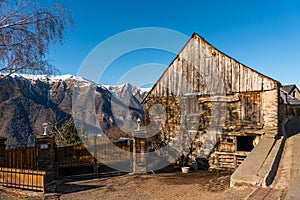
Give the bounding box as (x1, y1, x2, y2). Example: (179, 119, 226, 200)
(231, 136, 284, 187)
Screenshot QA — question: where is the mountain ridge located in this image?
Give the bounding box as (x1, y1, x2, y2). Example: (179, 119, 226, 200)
(0, 73, 148, 147)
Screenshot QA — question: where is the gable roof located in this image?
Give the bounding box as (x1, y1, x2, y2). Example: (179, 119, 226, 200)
(142, 33, 280, 103)
(280, 89, 300, 105)
(282, 84, 297, 94)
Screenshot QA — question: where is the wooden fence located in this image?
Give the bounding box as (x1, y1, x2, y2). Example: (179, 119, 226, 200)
(56, 144, 95, 167)
(4, 143, 131, 169)
(2, 142, 131, 179)
(97, 143, 132, 163)
(5, 147, 37, 169)
(56, 143, 132, 167)
(0, 142, 131, 192)
(0, 167, 46, 192)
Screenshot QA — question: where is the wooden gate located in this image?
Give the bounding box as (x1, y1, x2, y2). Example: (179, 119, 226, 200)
(56, 143, 132, 176)
(56, 143, 132, 167)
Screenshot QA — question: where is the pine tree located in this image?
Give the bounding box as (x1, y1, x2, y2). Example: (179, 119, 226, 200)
(56, 118, 82, 146)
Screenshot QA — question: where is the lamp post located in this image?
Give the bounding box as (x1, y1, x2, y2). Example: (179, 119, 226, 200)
(42, 123, 48, 136)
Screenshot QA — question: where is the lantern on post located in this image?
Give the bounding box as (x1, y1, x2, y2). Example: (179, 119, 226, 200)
(42, 122, 48, 136)
(132, 117, 147, 174)
(136, 117, 141, 131)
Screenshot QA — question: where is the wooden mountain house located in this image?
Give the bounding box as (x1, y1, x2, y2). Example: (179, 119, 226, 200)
(142, 33, 287, 169)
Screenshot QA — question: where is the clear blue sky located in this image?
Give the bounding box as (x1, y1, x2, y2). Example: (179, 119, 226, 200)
(45, 0, 300, 87)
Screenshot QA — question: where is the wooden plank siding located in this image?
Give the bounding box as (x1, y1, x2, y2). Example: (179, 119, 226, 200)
(143, 34, 278, 102)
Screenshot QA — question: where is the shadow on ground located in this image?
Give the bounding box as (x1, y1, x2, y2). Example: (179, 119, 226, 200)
(54, 173, 126, 194)
(286, 116, 300, 138)
(159, 170, 232, 192)
(56, 183, 105, 194)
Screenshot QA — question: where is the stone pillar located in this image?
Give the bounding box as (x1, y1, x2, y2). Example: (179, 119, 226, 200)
(0, 137, 7, 167)
(262, 89, 279, 136)
(36, 135, 56, 182)
(132, 130, 147, 174)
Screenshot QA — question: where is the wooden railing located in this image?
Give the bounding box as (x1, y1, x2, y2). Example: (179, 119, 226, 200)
(0, 167, 46, 192)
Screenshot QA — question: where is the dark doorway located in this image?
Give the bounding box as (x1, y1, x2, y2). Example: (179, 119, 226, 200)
(237, 136, 255, 152)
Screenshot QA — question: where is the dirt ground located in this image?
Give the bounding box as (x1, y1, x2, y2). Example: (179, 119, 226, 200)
(0, 170, 255, 200)
(0, 188, 42, 200)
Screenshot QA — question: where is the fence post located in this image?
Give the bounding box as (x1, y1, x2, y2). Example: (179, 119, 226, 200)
(0, 137, 7, 167)
(36, 135, 56, 182)
(132, 130, 147, 174)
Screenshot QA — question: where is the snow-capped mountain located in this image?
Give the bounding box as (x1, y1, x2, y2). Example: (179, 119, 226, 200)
(107, 83, 150, 105)
(0, 73, 149, 147)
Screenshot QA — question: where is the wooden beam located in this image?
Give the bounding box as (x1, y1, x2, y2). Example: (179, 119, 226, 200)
(198, 94, 240, 103)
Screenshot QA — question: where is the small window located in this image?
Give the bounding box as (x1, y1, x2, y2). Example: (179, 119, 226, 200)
(227, 138, 234, 143)
(237, 136, 255, 152)
(187, 97, 199, 114)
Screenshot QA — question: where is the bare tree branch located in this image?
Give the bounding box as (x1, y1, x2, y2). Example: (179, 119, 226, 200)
(0, 0, 73, 78)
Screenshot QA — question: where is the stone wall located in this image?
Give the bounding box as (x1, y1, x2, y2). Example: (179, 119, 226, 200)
(262, 88, 280, 136)
(143, 88, 280, 168)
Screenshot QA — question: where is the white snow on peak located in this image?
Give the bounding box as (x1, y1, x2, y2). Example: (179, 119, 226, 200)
(140, 87, 152, 93)
(102, 85, 112, 90)
(103, 83, 151, 91)
(0, 73, 153, 94)
(0, 73, 91, 83)
(51, 74, 73, 80)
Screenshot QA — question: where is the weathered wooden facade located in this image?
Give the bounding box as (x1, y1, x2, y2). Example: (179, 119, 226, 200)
(142, 33, 282, 169)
